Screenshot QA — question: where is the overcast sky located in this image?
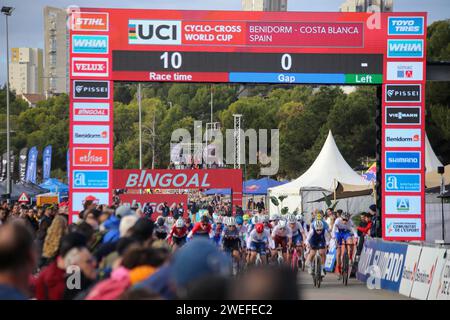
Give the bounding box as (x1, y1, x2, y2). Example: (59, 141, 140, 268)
(0, 0, 449, 85)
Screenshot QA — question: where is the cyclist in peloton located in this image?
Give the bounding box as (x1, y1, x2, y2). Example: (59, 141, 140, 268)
(332, 212, 358, 276)
(187, 215, 212, 240)
(271, 219, 292, 264)
(305, 220, 330, 277)
(154, 216, 169, 240)
(248, 223, 270, 265)
(168, 218, 188, 251)
(287, 214, 307, 262)
(221, 217, 241, 267)
(211, 215, 225, 246)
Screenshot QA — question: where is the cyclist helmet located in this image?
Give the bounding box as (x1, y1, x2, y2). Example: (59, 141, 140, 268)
(261, 215, 269, 223)
(287, 214, 297, 223)
(243, 214, 250, 222)
(214, 215, 223, 224)
(270, 213, 279, 221)
(255, 223, 264, 233)
(341, 212, 351, 220)
(313, 220, 324, 231)
(236, 216, 243, 225)
(316, 212, 323, 220)
(226, 217, 236, 227)
(200, 215, 209, 224)
(175, 218, 185, 228)
(278, 219, 287, 229)
(167, 216, 174, 225)
(156, 216, 165, 227)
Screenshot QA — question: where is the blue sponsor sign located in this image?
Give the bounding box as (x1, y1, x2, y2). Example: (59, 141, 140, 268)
(72, 35, 109, 54)
(388, 17, 424, 35)
(385, 174, 421, 192)
(72, 170, 109, 189)
(387, 39, 424, 58)
(385, 151, 421, 170)
(356, 238, 408, 292)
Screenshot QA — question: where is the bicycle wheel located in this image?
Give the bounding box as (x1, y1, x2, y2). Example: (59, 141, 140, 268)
(343, 249, 349, 286)
(315, 254, 322, 288)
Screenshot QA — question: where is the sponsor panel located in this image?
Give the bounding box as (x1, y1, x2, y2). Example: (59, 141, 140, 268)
(356, 238, 408, 292)
(385, 84, 421, 103)
(73, 125, 110, 144)
(385, 128, 421, 148)
(73, 170, 109, 189)
(385, 195, 421, 214)
(72, 192, 110, 212)
(73, 102, 110, 122)
(71, 12, 109, 32)
(385, 107, 421, 125)
(399, 245, 423, 297)
(411, 247, 445, 300)
(434, 250, 450, 300)
(386, 62, 423, 81)
(129, 20, 182, 45)
(385, 151, 421, 170)
(385, 218, 422, 238)
(388, 16, 424, 36)
(385, 173, 421, 192)
(73, 148, 109, 167)
(73, 80, 109, 99)
(72, 35, 109, 54)
(119, 194, 188, 219)
(72, 57, 109, 77)
(387, 39, 424, 58)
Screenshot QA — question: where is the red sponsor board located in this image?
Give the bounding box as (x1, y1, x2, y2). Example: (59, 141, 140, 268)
(119, 193, 188, 220)
(72, 58, 109, 77)
(73, 147, 109, 167)
(71, 12, 109, 32)
(246, 22, 363, 47)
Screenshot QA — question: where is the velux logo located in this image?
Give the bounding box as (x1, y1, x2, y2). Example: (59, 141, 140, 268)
(72, 58, 108, 77)
(128, 20, 182, 45)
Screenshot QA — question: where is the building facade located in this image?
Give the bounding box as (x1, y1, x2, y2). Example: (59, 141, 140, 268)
(340, 0, 394, 12)
(43, 6, 69, 95)
(242, 0, 288, 11)
(9, 48, 44, 95)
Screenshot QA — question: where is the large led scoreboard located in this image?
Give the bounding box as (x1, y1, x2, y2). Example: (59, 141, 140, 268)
(69, 8, 427, 241)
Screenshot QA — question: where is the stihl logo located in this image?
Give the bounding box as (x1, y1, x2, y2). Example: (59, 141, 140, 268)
(73, 148, 109, 166)
(72, 58, 108, 77)
(71, 12, 109, 31)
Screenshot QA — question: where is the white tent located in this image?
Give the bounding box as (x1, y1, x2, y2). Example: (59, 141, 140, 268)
(425, 134, 443, 173)
(268, 131, 371, 215)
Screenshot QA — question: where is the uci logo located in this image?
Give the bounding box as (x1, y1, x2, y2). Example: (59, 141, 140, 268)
(129, 20, 182, 45)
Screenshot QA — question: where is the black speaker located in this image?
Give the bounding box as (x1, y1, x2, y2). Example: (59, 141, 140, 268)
(438, 166, 445, 174)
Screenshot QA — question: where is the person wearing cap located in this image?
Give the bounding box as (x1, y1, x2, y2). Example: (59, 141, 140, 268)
(170, 238, 231, 299)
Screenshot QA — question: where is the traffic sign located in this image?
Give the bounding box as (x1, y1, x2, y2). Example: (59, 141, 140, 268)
(18, 192, 30, 203)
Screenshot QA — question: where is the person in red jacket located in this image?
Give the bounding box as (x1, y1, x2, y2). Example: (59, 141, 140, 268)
(168, 218, 188, 251)
(34, 232, 87, 300)
(356, 213, 372, 255)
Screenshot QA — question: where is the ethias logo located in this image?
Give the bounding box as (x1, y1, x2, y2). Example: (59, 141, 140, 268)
(128, 20, 182, 45)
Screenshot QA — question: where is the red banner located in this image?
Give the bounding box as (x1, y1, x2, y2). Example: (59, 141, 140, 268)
(113, 169, 242, 190)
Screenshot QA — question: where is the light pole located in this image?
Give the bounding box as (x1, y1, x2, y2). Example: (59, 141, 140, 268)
(2, 6, 14, 202)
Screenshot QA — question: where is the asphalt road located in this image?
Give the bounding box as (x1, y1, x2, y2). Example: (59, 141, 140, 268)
(297, 269, 412, 300)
